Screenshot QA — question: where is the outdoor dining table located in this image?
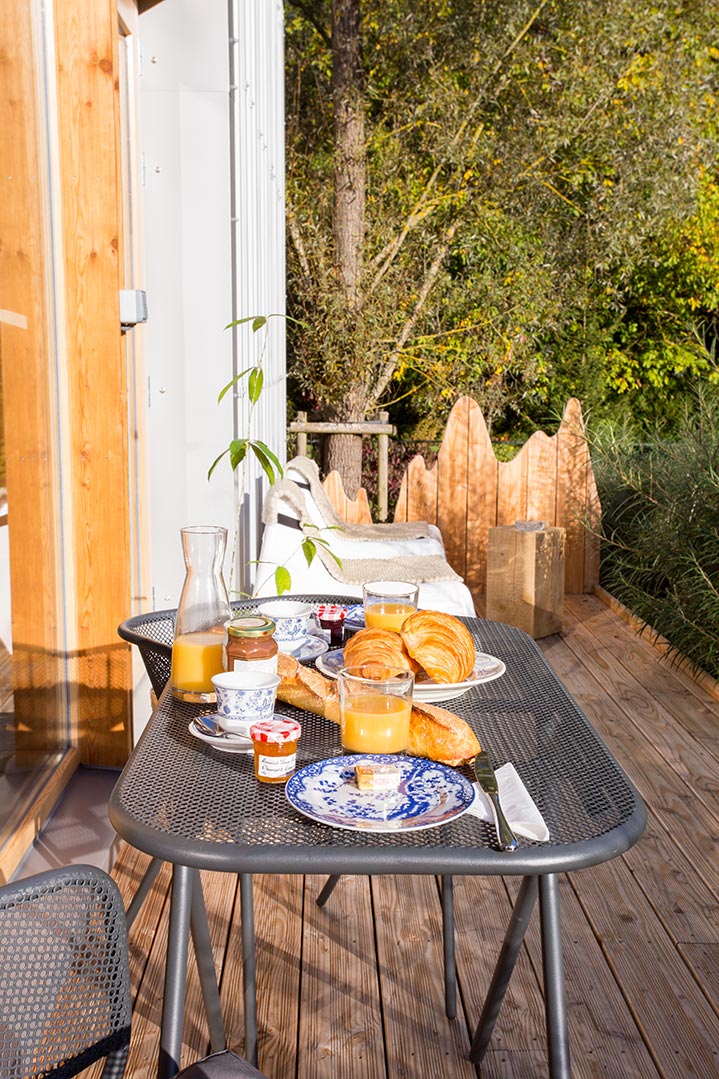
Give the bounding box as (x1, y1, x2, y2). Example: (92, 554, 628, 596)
(110, 597, 646, 1079)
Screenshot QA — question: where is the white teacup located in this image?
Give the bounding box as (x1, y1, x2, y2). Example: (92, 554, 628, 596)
(211, 671, 280, 737)
(257, 600, 314, 653)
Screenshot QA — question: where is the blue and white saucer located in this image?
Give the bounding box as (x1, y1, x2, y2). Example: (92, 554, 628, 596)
(280, 633, 330, 661)
(286, 754, 475, 832)
(188, 715, 252, 754)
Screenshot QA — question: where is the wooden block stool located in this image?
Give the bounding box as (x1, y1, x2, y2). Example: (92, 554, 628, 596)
(486, 525, 565, 638)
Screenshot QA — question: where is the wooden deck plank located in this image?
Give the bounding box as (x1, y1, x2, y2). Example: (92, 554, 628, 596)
(299, 873, 385, 1078)
(540, 626, 719, 902)
(220, 873, 304, 1077)
(567, 594, 719, 762)
(560, 623, 719, 834)
(452, 875, 546, 1055)
(570, 861, 719, 1078)
(371, 873, 475, 1078)
(537, 633, 719, 1075)
(504, 874, 662, 1079)
(107, 597, 719, 1079)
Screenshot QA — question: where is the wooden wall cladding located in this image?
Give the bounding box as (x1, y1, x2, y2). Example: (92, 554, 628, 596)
(54, 0, 133, 765)
(394, 396, 601, 594)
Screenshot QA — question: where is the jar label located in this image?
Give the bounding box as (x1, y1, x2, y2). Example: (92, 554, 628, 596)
(257, 751, 296, 779)
(230, 656, 278, 675)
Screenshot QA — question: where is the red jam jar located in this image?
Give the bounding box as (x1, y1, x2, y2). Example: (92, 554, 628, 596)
(249, 718, 301, 784)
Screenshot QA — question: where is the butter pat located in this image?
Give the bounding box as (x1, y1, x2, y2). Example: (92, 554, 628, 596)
(354, 763, 401, 792)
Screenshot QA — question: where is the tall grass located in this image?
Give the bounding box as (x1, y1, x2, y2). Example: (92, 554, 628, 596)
(592, 391, 719, 679)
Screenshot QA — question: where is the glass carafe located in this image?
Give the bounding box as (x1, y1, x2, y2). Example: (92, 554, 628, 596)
(171, 525, 231, 702)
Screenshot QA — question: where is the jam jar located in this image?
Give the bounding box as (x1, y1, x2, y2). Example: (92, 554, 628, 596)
(250, 718, 301, 783)
(225, 615, 278, 674)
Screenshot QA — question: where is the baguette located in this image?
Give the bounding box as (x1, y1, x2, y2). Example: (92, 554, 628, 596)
(276, 652, 480, 766)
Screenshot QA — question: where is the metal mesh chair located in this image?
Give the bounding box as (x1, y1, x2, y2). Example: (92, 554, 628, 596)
(0, 865, 132, 1079)
(118, 608, 175, 698)
(175, 1050, 268, 1079)
(0, 866, 270, 1079)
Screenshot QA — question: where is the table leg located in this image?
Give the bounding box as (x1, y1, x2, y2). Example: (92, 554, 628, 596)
(539, 873, 571, 1079)
(125, 856, 163, 930)
(469, 875, 538, 1066)
(240, 873, 258, 1068)
(159, 863, 193, 1079)
(441, 875, 457, 1019)
(189, 869, 226, 1053)
(316, 873, 341, 908)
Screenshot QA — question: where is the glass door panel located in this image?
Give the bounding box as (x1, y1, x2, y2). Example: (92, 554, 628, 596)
(0, 0, 73, 874)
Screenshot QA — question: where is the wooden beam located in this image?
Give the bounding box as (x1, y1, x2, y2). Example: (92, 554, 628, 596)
(54, 0, 132, 765)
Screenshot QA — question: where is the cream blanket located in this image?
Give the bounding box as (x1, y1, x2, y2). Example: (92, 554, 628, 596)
(263, 479, 461, 585)
(285, 455, 431, 540)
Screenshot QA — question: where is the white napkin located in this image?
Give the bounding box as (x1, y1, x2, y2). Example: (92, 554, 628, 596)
(467, 762, 550, 842)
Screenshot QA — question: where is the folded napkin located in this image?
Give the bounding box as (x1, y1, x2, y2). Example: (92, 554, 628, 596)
(467, 762, 550, 842)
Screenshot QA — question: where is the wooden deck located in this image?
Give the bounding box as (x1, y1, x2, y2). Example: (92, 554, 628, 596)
(111, 594, 719, 1079)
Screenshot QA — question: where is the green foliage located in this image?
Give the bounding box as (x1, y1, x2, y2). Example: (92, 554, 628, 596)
(209, 314, 339, 596)
(592, 388, 719, 678)
(286, 0, 719, 436)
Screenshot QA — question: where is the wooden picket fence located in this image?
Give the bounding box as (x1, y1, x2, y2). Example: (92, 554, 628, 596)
(322, 396, 601, 594)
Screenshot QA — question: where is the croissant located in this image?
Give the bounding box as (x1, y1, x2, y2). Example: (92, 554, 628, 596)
(343, 627, 420, 679)
(400, 610, 475, 683)
(276, 652, 480, 766)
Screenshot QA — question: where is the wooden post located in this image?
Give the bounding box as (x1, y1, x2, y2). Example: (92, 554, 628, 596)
(296, 411, 307, 457)
(377, 411, 389, 521)
(486, 525, 565, 638)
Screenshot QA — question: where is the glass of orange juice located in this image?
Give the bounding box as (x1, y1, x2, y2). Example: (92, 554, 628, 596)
(338, 666, 414, 754)
(362, 580, 419, 633)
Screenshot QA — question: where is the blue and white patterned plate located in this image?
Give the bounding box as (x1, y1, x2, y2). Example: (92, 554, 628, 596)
(286, 755, 476, 832)
(342, 604, 365, 631)
(315, 649, 506, 702)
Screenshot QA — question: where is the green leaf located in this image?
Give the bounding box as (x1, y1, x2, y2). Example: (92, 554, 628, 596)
(217, 367, 254, 404)
(302, 538, 317, 566)
(324, 547, 343, 569)
(275, 566, 292, 594)
(253, 441, 284, 476)
(230, 439, 248, 470)
(224, 315, 264, 331)
(207, 448, 229, 481)
(252, 316, 267, 332)
(250, 441, 276, 485)
(248, 367, 264, 403)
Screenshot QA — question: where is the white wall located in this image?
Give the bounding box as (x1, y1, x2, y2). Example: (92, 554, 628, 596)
(139, 0, 286, 609)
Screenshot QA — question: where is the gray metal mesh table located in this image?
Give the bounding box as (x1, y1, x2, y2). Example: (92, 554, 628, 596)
(111, 601, 646, 1079)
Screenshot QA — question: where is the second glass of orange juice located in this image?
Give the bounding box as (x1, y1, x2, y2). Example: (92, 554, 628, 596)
(338, 666, 414, 754)
(362, 580, 419, 633)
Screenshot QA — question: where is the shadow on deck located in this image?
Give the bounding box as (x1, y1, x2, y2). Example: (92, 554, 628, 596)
(111, 594, 719, 1079)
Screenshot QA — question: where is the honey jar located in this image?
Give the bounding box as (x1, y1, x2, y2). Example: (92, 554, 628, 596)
(225, 615, 278, 674)
(249, 718, 301, 783)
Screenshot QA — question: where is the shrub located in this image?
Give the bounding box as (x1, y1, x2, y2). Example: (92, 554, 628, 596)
(592, 392, 719, 678)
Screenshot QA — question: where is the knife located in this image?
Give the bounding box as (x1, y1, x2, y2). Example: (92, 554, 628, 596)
(473, 751, 519, 852)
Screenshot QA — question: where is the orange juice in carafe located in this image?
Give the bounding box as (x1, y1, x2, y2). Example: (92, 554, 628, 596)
(171, 525, 231, 702)
(171, 629, 225, 696)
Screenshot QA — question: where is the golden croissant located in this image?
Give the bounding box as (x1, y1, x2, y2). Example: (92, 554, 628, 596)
(400, 610, 475, 683)
(343, 626, 419, 679)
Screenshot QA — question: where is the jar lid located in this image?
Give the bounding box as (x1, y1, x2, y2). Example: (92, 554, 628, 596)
(227, 615, 276, 638)
(250, 718, 301, 744)
(316, 604, 346, 621)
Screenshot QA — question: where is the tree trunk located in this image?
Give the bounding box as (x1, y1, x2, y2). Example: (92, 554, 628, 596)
(326, 0, 366, 491)
(332, 0, 365, 307)
(323, 432, 363, 496)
